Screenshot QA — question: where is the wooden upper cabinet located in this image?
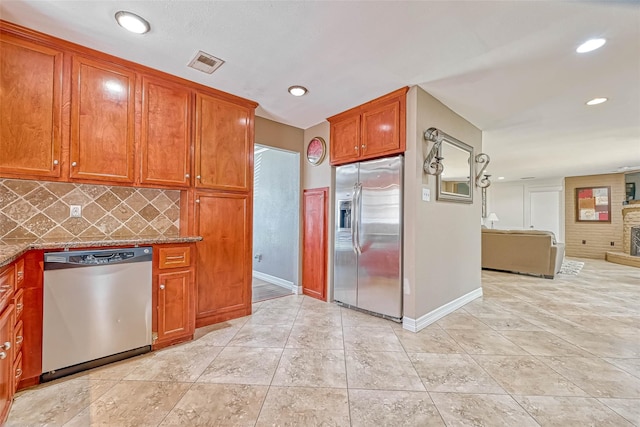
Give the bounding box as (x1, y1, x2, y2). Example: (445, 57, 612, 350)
(140, 76, 192, 187)
(70, 55, 135, 183)
(329, 114, 361, 165)
(328, 87, 408, 166)
(361, 98, 402, 158)
(195, 92, 253, 191)
(0, 34, 63, 178)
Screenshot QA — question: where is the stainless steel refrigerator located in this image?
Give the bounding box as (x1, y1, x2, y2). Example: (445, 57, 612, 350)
(334, 155, 403, 321)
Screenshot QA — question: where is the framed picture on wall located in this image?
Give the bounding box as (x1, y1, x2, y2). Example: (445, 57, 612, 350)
(576, 186, 611, 222)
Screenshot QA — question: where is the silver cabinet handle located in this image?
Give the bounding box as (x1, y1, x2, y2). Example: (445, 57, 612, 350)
(354, 146, 358, 151)
(195, 199, 200, 204)
(196, 175, 201, 180)
(0, 285, 10, 293)
(53, 159, 59, 165)
(185, 173, 190, 178)
(361, 144, 366, 149)
(71, 161, 77, 167)
(15, 336, 23, 345)
(15, 368, 22, 377)
(16, 303, 23, 311)
(159, 284, 165, 290)
(0, 341, 10, 351)
(0, 352, 5, 360)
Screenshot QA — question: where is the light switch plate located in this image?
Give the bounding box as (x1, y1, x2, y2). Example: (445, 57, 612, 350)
(422, 188, 431, 202)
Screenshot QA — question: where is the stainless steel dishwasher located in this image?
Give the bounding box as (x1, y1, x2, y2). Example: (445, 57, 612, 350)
(42, 247, 153, 381)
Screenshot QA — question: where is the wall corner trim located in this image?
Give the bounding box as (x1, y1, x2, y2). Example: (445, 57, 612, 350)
(252, 270, 295, 292)
(402, 287, 483, 332)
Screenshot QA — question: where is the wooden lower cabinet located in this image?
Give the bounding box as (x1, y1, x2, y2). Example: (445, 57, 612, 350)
(194, 191, 252, 327)
(156, 270, 193, 344)
(0, 304, 13, 423)
(153, 244, 195, 349)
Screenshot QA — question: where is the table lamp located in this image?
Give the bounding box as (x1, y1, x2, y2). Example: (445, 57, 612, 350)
(487, 212, 499, 229)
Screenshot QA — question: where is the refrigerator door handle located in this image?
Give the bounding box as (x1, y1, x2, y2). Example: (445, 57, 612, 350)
(351, 184, 359, 254)
(354, 183, 363, 255)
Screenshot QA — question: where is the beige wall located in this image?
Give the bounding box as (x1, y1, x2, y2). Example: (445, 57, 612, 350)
(564, 173, 625, 259)
(255, 116, 304, 154)
(302, 122, 334, 300)
(404, 87, 483, 320)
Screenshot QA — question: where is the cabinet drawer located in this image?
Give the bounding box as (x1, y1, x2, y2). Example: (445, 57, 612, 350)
(13, 351, 22, 394)
(12, 288, 24, 322)
(15, 258, 24, 289)
(158, 247, 191, 269)
(0, 267, 14, 313)
(13, 320, 23, 357)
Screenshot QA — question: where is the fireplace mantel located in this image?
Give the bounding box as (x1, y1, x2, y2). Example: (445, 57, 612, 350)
(623, 204, 640, 214)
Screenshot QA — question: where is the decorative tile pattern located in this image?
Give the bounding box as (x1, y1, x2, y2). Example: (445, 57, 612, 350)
(0, 179, 180, 239)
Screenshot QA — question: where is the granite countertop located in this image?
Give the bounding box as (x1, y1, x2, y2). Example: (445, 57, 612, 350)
(0, 234, 203, 268)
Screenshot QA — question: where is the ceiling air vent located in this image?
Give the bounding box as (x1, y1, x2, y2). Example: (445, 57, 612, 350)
(187, 50, 225, 74)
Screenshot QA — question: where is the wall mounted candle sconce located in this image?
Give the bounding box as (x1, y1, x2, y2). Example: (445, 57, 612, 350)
(475, 153, 491, 188)
(423, 127, 444, 175)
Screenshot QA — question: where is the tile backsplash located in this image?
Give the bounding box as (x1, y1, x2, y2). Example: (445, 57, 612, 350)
(0, 179, 180, 240)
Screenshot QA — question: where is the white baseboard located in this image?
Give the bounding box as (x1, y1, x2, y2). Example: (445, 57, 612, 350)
(252, 271, 294, 292)
(402, 287, 483, 332)
(294, 285, 303, 295)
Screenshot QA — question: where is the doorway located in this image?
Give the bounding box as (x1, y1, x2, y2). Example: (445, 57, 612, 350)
(529, 188, 562, 239)
(252, 144, 300, 302)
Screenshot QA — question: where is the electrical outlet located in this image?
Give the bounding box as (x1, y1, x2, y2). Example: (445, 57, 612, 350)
(611, 241, 615, 246)
(422, 188, 431, 202)
(582, 240, 586, 244)
(70, 205, 82, 218)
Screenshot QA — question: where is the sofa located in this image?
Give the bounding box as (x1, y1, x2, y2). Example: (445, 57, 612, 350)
(481, 229, 565, 278)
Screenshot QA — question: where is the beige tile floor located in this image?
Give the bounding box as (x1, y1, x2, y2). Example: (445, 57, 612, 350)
(7, 258, 640, 426)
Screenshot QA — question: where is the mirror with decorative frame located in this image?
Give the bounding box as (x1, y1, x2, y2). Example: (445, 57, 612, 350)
(436, 137, 474, 203)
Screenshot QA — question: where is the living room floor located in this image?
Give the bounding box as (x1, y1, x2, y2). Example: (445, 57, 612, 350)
(7, 258, 640, 426)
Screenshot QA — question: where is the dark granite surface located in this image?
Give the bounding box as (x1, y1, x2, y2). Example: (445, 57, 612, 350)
(0, 235, 202, 268)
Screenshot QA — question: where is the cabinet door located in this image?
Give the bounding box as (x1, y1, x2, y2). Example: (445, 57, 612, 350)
(0, 305, 14, 423)
(361, 98, 402, 159)
(195, 93, 252, 191)
(140, 76, 192, 187)
(329, 114, 360, 165)
(0, 35, 63, 178)
(157, 270, 193, 343)
(195, 192, 251, 326)
(302, 188, 328, 301)
(70, 55, 135, 183)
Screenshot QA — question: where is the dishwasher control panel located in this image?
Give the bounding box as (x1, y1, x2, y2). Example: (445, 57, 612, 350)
(44, 247, 152, 269)
(69, 251, 135, 265)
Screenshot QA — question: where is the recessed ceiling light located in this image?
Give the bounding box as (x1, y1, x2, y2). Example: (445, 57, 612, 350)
(498, 176, 505, 180)
(115, 11, 150, 34)
(288, 85, 308, 97)
(586, 97, 608, 106)
(576, 38, 606, 53)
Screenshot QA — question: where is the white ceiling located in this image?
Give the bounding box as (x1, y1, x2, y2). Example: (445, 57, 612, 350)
(2, 1, 639, 182)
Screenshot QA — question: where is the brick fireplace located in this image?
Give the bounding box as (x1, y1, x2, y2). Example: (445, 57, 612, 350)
(622, 205, 640, 255)
(606, 204, 640, 268)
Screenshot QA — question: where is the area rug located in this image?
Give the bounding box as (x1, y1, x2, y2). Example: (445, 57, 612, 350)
(558, 260, 585, 276)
